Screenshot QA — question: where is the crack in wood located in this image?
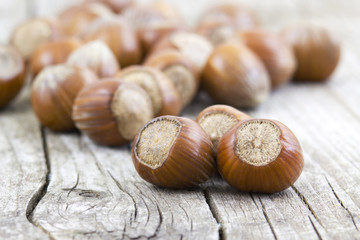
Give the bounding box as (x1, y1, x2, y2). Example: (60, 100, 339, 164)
(308, 216, 323, 240)
(258, 197, 278, 240)
(26, 126, 54, 240)
(291, 186, 325, 229)
(204, 188, 222, 240)
(325, 177, 359, 231)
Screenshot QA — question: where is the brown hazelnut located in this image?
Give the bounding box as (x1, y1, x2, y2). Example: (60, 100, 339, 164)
(72, 79, 154, 146)
(0, 45, 26, 109)
(280, 22, 341, 82)
(202, 42, 270, 108)
(132, 115, 215, 188)
(85, 0, 134, 13)
(144, 49, 199, 108)
(30, 38, 82, 77)
(196, 105, 251, 151)
(234, 30, 296, 89)
(150, 31, 213, 73)
(81, 17, 142, 67)
(31, 64, 98, 131)
(67, 40, 120, 78)
(123, 4, 185, 54)
(196, 3, 258, 45)
(116, 66, 181, 116)
(217, 119, 304, 193)
(10, 18, 62, 60)
(58, 2, 113, 36)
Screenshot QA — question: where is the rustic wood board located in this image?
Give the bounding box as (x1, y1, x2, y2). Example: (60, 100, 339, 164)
(1, 0, 360, 239)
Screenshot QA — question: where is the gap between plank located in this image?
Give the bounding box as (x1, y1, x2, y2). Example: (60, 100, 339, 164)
(257, 196, 278, 240)
(26, 126, 54, 240)
(204, 188, 223, 240)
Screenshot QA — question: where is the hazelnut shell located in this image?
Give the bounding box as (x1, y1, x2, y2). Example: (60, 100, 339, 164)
(72, 79, 154, 146)
(116, 66, 181, 116)
(144, 49, 199, 107)
(217, 119, 304, 193)
(31, 65, 98, 131)
(30, 38, 82, 77)
(0, 45, 26, 109)
(132, 116, 215, 188)
(202, 42, 270, 108)
(280, 23, 341, 82)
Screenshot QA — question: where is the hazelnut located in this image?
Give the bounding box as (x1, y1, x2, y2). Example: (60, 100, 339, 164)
(217, 119, 304, 193)
(144, 49, 199, 108)
(196, 3, 258, 45)
(58, 2, 113, 36)
(234, 30, 296, 89)
(10, 18, 62, 60)
(72, 79, 154, 146)
(280, 22, 341, 82)
(67, 40, 120, 78)
(31, 37, 82, 77)
(0, 44, 26, 109)
(81, 17, 142, 67)
(132, 116, 215, 188)
(196, 105, 251, 151)
(86, 0, 134, 13)
(116, 66, 181, 116)
(150, 31, 213, 73)
(31, 64, 98, 131)
(202, 42, 270, 108)
(123, 4, 184, 54)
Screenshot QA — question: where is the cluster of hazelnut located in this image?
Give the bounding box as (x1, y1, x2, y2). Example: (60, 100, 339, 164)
(132, 105, 304, 193)
(0, 1, 339, 192)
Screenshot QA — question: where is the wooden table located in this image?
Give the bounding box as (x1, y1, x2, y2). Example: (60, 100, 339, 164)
(1, 0, 360, 239)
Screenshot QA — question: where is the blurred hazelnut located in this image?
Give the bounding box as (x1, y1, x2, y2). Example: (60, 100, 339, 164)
(81, 17, 142, 67)
(0, 44, 26, 109)
(234, 30, 296, 89)
(123, 3, 185, 54)
(10, 18, 62, 60)
(31, 64, 98, 131)
(144, 49, 199, 108)
(58, 2, 113, 36)
(117, 65, 181, 116)
(67, 40, 120, 78)
(73, 79, 154, 146)
(280, 22, 341, 82)
(31, 37, 82, 77)
(202, 42, 270, 108)
(196, 3, 258, 45)
(150, 31, 213, 73)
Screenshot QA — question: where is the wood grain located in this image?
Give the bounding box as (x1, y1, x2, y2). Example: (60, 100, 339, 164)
(1, 0, 360, 239)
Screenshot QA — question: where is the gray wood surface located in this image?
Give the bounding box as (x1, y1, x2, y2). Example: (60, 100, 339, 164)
(1, 0, 360, 239)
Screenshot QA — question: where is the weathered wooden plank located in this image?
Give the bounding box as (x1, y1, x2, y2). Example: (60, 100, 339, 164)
(0, 90, 49, 239)
(31, 131, 219, 239)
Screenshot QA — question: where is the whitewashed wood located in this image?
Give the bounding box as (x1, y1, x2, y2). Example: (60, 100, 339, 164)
(31, 131, 219, 239)
(2, 0, 360, 239)
(0, 90, 49, 239)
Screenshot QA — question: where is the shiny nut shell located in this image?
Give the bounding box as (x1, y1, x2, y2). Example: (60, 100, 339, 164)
(132, 116, 215, 188)
(67, 40, 120, 78)
(81, 17, 142, 67)
(235, 30, 296, 89)
(0, 45, 26, 109)
(202, 42, 270, 108)
(217, 119, 304, 193)
(31, 65, 98, 131)
(144, 49, 199, 107)
(280, 23, 341, 82)
(11, 18, 62, 60)
(117, 66, 181, 116)
(196, 104, 251, 151)
(72, 79, 154, 146)
(31, 38, 82, 77)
